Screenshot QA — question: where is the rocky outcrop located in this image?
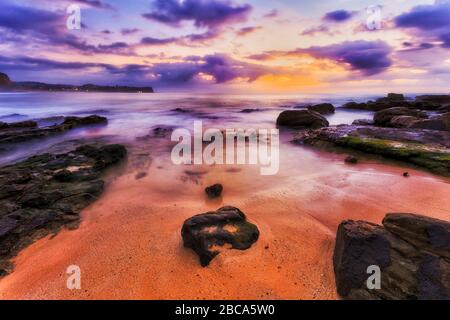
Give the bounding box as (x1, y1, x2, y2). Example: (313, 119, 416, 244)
(334, 213, 450, 300)
(415, 95, 450, 104)
(0, 72, 11, 86)
(352, 119, 374, 126)
(409, 113, 450, 132)
(181, 206, 259, 267)
(205, 184, 223, 199)
(342, 94, 447, 112)
(0, 115, 107, 145)
(293, 125, 450, 176)
(276, 110, 329, 129)
(374, 107, 427, 127)
(0, 143, 127, 276)
(308, 103, 335, 115)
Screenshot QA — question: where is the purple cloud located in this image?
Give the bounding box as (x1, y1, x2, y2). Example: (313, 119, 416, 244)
(142, 0, 252, 29)
(236, 26, 262, 36)
(264, 9, 279, 19)
(323, 10, 356, 22)
(121, 28, 141, 36)
(0, 2, 63, 34)
(395, 2, 450, 48)
(297, 41, 392, 75)
(0, 54, 267, 87)
(300, 25, 334, 36)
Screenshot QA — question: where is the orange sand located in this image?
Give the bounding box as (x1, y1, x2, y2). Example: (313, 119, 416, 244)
(0, 145, 449, 300)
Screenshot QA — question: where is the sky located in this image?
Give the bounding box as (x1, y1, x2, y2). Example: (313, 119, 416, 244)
(0, 0, 450, 94)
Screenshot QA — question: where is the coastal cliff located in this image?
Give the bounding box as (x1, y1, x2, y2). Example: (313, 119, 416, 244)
(0, 72, 154, 93)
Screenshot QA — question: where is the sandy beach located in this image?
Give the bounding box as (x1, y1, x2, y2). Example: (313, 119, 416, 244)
(1, 136, 449, 300)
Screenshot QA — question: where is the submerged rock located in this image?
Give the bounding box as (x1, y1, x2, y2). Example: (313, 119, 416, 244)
(276, 110, 329, 129)
(205, 184, 223, 199)
(334, 213, 450, 300)
(0, 143, 127, 275)
(181, 206, 259, 267)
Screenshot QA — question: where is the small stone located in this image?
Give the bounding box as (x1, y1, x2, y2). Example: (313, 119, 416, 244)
(205, 184, 223, 199)
(135, 172, 147, 180)
(345, 156, 358, 164)
(403, 172, 410, 177)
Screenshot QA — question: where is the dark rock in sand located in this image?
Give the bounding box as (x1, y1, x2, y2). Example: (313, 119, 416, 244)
(308, 103, 335, 115)
(0, 115, 107, 145)
(374, 107, 427, 127)
(345, 156, 358, 164)
(0, 143, 127, 275)
(403, 172, 410, 177)
(181, 206, 259, 267)
(334, 213, 450, 300)
(276, 110, 329, 129)
(205, 184, 223, 199)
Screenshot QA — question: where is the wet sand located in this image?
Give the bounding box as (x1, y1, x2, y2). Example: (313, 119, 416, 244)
(1, 141, 449, 300)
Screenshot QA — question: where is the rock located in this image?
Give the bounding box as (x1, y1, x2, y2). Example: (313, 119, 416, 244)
(415, 95, 450, 104)
(333, 220, 391, 298)
(205, 184, 223, 199)
(172, 108, 189, 113)
(387, 93, 405, 101)
(293, 125, 450, 176)
(437, 105, 450, 114)
(352, 119, 374, 126)
(334, 213, 450, 300)
(308, 103, 335, 114)
(276, 110, 329, 129)
(389, 116, 419, 128)
(0, 120, 37, 130)
(135, 172, 147, 180)
(62, 115, 107, 126)
(374, 107, 427, 127)
(240, 108, 262, 113)
(181, 206, 259, 267)
(403, 172, 410, 177)
(0, 143, 127, 275)
(342, 102, 370, 111)
(345, 156, 358, 164)
(409, 113, 450, 132)
(0, 72, 11, 86)
(0, 115, 108, 145)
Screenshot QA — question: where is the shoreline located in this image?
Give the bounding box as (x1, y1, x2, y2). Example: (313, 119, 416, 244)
(1, 145, 449, 299)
